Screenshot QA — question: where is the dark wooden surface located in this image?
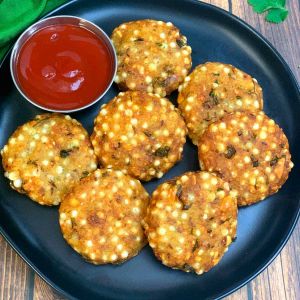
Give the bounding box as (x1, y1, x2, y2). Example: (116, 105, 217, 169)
(1, 0, 299, 299)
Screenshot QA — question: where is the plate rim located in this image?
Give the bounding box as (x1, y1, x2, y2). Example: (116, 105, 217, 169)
(0, 0, 299, 299)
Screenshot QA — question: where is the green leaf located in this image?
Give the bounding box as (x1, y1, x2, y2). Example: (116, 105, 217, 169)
(266, 7, 288, 23)
(247, 0, 288, 23)
(248, 0, 273, 13)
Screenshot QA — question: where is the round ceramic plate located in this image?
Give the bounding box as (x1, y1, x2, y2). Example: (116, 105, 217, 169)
(0, 0, 299, 299)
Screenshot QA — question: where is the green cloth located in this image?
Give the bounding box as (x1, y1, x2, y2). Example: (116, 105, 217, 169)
(0, 0, 68, 60)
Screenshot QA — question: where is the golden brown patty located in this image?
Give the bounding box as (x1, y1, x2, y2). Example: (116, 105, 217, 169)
(199, 111, 293, 206)
(59, 169, 149, 264)
(91, 91, 187, 181)
(1, 114, 97, 205)
(178, 62, 263, 145)
(111, 19, 192, 97)
(143, 171, 237, 274)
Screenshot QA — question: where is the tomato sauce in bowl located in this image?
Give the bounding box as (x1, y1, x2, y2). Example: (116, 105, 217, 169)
(11, 16, 117, 112)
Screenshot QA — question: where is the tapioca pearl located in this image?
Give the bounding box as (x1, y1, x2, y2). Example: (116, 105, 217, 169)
(70, 210, 78, 218)
(169, 41, 177, 48)
(183, 57, 190, 64)
(177, 236, 185, 244)
(148, 63, 157, 71)
(146, 104, 153, 112)
(158, 227, 167, 235)
(257, 176, 266, 183)
(175, 52, 181, 59)
(217, 143, 225, 152)
(120, 250, 129, 259)
(263, 154, 272, 162)
(253, 100, 260, 108)
(222, 67, 230, 74)
(210, 177, 218, 185)
(131, 207, 140, 215)
(88, 253, 96, 260)
(249, 176, 257, 186)
(109, 254, 117, 261)
(178, 84, 184, 92)
(253, 169, 260, 176)
(217, 189, 226, 198)
(228, 119, 237, 126)
(184, 104, 193, 112)
(128, 82, 136, 89)
(128, 137, 137, 145)
(244, 156, 251, 163)
(126, 188, 133, 197)
(124, 109, 133, 117)
(244, 142, 253, 149)
(110, 235, 119, 243)
(230, 170, 237, 178)
(137, 61, 146, 71)
(7, 138, 17, 147)
(267, 173, 276, 182)
(60, 213, 67, 221)
(56, 166, 63, 174)
(219, 122, 226, 130)
(18, 150, 27, 158)
(40, 135, 49, 143)
(259, 131, 267, 139)
(257, 113, 264, 121)
(120, 135, 128, 142)
(229, 136, 239, 144)
(236, 99, 243, 106)
(88, 162, 97, 170)
(164, 205, 172, 212)
(41, 159, 50, 167)
(251, 148, 260, 155)
(13, 179, 22, 188)
(161, 129, 170, 137)
(86, 240, 93, 247)
(200, 172, 210, 180)
(78, 216, 87, 225)
(145, 85, 154, 93)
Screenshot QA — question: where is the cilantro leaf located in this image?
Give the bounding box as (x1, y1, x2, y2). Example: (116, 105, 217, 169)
(266, 7, 288, 23)
(248, 0, 288, 23)
(248, 0, 273, 13)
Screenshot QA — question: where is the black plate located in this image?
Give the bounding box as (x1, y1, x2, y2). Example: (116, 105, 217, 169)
(0, 0, 299, 299)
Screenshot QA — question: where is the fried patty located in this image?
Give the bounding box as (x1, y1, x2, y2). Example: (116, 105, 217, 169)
(59, 169, 149, 264)
(178, 62, 263, 145)
(91, 91, 187, 181)
(111, 19, 192, 97)
(143, 171, 237, 274)
(199, 111, 293, 206)
(1, 114, 97, 205)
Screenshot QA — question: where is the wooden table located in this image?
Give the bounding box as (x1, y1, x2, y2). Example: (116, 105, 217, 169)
(0, 1, 299, 299)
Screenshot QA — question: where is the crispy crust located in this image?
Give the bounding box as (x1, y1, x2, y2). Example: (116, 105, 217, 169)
(59, 169, 150, 264)
(199, 111, 293, 206)
(178, 62, 263, 145)
(143, 171, 237, 274)
(91, 91, 187, 181)
(1, 114, 97, 205)
(112, 19, 192, 97)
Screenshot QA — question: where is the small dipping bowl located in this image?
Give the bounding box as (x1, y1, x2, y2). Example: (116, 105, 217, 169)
(10, 15, 117, 113)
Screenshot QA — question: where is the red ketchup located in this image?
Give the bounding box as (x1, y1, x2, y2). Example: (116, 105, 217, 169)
(16, 24, 114, 110)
